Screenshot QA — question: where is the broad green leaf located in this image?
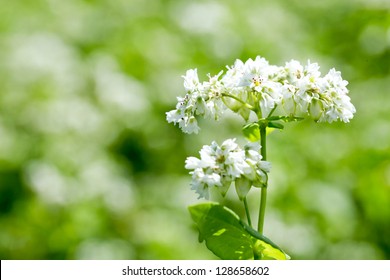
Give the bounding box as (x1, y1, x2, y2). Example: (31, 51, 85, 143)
(242, 123, 260, 142)
(189, 202, 254, 260)
(253, 240, 290, 260)
(241, 221, 290, 260)
(188, 202, 290, 260)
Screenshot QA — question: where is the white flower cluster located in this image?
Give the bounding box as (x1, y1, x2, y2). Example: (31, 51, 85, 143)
(166, 56, 355, 133)
(185, 138, 270, 199)
(166, 69, 225, 134)
(274, 59, 356, 123)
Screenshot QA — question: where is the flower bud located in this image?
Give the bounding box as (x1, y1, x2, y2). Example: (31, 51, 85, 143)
(235, 176, 252, 200)
(309, 99, 323, 121)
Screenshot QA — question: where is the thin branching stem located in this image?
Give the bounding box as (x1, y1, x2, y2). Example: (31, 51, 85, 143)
(222, 93, 255, 110)
(243, 197, 252, 227)
(267, 105, 277, 118)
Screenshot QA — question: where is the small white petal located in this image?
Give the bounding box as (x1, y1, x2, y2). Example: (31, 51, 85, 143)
(185, 157, 202, 169)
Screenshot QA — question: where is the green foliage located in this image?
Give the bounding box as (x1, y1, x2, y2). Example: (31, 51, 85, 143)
(189, 202, 289, 260)
(267, 121, 284, 130)
(243, 116, 304, 141)
(242, 123, 261, 142)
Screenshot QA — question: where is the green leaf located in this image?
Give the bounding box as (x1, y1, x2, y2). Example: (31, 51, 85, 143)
(266, 127, 276, 135)
(189, 202, 254, 260)
(267, 121, 284, 129)
(188, 202, 290, 260)
(242, 123, 260, 142)
(267, 115, 304, 122)
(266, 115, 284, 121)
(253, 240, 290, 260)
(240, 221, 289, 259)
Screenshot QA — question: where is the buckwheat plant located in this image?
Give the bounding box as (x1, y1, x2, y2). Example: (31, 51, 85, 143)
(166, 56, 355, 260)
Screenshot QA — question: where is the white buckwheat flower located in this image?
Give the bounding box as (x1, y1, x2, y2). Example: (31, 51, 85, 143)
(166, 94, 200, 134)
(167, 56, 355, 132)
(185, 139, 270, 199)
(183, 68, 201, 92)
(319, 68, 356, 123)
(166, 69, 226, 134)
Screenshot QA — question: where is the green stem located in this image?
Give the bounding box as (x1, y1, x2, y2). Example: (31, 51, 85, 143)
(258, 187, 267, 234)
(222, 93, 254, 110)
(243, 197, 252, 227)
(260, 123, 267, 161)
(257, 123, 267, 234)
(267, 105, 277, 118)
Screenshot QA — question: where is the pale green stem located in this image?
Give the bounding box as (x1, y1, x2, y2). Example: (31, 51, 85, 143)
(267, 105, 277, 118)
(257, 123, 267, 234)
(258, 187, 267, 234)
(221, 93, 255, 110)
(243, 197, 252, 227)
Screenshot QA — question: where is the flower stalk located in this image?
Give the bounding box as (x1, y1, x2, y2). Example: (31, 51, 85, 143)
(243, 197, 252, 227)
(222, 93, 254, 111)
(257, 123, 268, 234)
(166, 55, 356, 259)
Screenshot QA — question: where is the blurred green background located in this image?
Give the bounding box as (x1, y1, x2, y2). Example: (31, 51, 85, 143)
(0, 0, 389, 260)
